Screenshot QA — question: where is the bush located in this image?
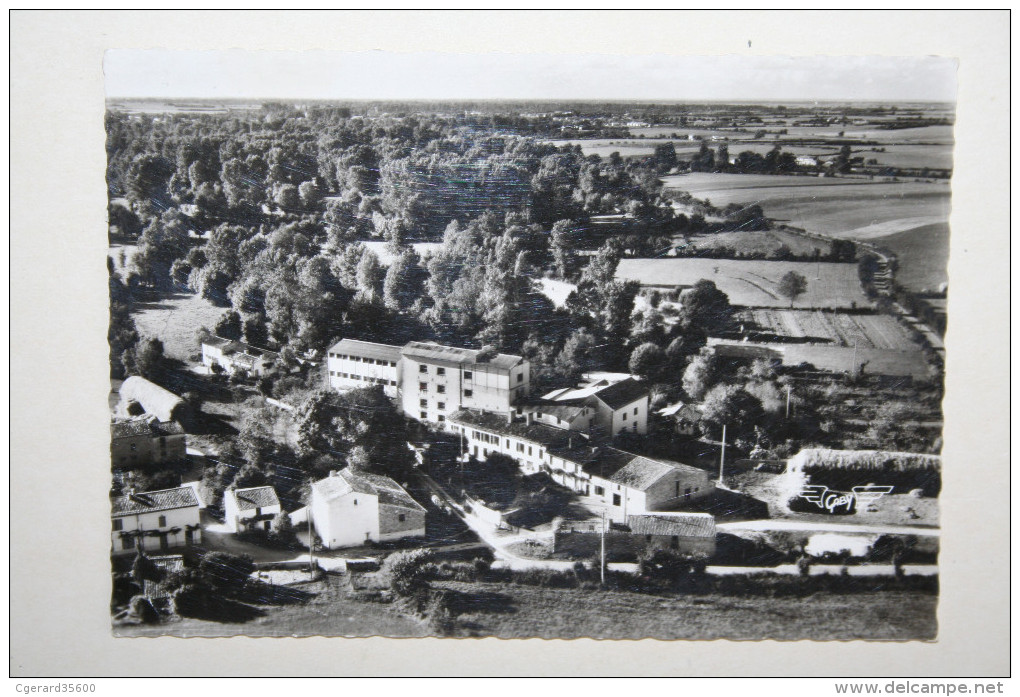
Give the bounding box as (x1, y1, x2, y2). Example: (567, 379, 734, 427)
(171, 583, 211, 617)
(425, 589, 456, 635)
(129, 595, 160, 624)
(385, 549, 434, 598)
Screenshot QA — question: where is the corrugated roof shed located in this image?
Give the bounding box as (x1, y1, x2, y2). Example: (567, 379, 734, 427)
(627, 514, 715, 538)
(229, 486, 281, 511)
(112, 486, 200, 517)
(119, 376, 185, 423)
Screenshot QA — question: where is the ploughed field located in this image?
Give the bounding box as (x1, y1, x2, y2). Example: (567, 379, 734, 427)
(615, 258, 871, 309)
(742, 309, 918, 350)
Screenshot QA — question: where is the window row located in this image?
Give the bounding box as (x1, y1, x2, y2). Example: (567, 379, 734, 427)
(331, 371, 397, 386)
(330, 353, 398, 367)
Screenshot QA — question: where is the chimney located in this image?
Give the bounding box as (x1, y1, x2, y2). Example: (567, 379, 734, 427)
(507, 411, 514, 425)
(525, 412, 533, 426)
(329, 470, 338, 478)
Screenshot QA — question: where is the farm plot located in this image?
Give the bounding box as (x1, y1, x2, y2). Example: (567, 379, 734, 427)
(615, 258, 871, 309)
(746, 309, 918, 350)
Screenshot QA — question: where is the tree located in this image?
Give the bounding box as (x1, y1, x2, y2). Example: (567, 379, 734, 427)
(553, 329, 600, 385)
(269, 509, 297, 546)
(198, 552, 255, 591)
(678, 280, 733, 335)
(383, 247, 424, 312)
(700, 383, 768, 446)
(777, 271, 808, 308)
(629, 342, 666, 382)
(129, 337, 168, 381)
(682, 354, 717, 401)
(214, 310, 243, 341)
(549, 219, 580, 280)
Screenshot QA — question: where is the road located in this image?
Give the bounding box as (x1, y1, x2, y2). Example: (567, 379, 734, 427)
(717, 519, 940, 537)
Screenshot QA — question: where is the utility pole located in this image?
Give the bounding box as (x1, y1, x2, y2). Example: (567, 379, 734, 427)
(785, 384, 792, 419)
(600, 508, 606, 585)
(718, 424, 727, 487)
(852, 339, 858, 375)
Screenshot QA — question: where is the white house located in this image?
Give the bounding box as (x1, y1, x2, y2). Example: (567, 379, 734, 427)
(111, 486, 202, 555)
(223, 486, 282, 534)
(310, 468, 426, 549)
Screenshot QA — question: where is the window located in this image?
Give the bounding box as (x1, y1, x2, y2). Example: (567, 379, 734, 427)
(634, 406, 639, 415)
(685, 487, 691, 496)
(437, 402, 446, 411)
(464, 389, 472, 398)
(122, 537, 134, 551)
(676, 482, 681, 498)
(420, 399, 428, 408)
(527, 446, 532, 456)
(437, 385, 445, 394)
(622, 412, 627, 421)
(419, 364, 428, 373)
(158, 515, 167, 527)
(670, 536, 679, 549)
(612, 494, 621, 506)
(420, 411, 427, 420)
(437, 367, 446, 376)
(517, 373, 523, 383)
(390, 380, 397, 386)
(353, 499, 358, 506)
(645, 535, 652, 542)
(438, 415, 445, 422)
(419, 382, 427, 391)
(398, 514, 406, 522)
(112, 519, 123, 531)
(594, 486, 605, 496)
(464, 371, 472, 381)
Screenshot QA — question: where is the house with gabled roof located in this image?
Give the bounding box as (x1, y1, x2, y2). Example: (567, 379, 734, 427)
(223, 485, 282, 534)
(111, 486, 202, 555)
(111, 417, 187, 468)
(310, 467, 426, 549)
(539, 376, 649, 437)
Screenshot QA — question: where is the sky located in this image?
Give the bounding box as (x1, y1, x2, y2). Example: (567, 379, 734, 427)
(104, 51, 958, 103)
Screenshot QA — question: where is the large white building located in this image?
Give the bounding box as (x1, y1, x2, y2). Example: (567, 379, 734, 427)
(310, 468, 426, 549)
(111, 486, 202, 555)
(325, 339, 530, 425)
(326, 339, 402, 397)
(448, 410, 713, 524)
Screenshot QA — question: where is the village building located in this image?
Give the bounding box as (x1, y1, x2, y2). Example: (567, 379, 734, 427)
(553, 513, 716, 558)
(111, 417, 187, 468)
(223, 486, 282, 534)
(201, 337, 276, 377)
(111, 486, 202, 555)
(399, 342, 529, 425)
(449, 410, 713, 524)
(539, 376, 649, 437)
(118, 376, 190, 424)
(310, 468, 426, 549)
(326, 338, 402, 397)
(324, 338, 531, 426)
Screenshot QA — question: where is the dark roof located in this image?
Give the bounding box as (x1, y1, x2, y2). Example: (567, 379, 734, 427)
(229, 486, 280, 511)
(626, 514, 716, 538)
(449, 409, 575, 450)
(590, 378, 648, 410)
(580, 448, 706, 490)
(523, 403, 591, 423)
(112, 486, 200, 517)
(328, 339, 403, 363)
(112, 419, 184, 440)
(402, 341, 522, 371)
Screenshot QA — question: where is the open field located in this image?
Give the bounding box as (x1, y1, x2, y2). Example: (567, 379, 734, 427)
(434, 580, 936, 640)
(132, 291, 227, 362)
(736, 342, 931, 378)
(879, 224, 950, 292)
(744, 309, 918, 350)
(616, 258, 871, 309)
(115, 574, 429, 638)
(662, 172, 951, 241)
(685, 229, 832, 258)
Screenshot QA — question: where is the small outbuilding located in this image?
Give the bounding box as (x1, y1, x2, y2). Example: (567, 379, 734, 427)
(223, 486, 282, 534)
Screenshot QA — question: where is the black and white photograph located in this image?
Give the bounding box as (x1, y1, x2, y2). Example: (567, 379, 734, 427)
(102, 49, 953, 641)
(10, 9, 1011, 679)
